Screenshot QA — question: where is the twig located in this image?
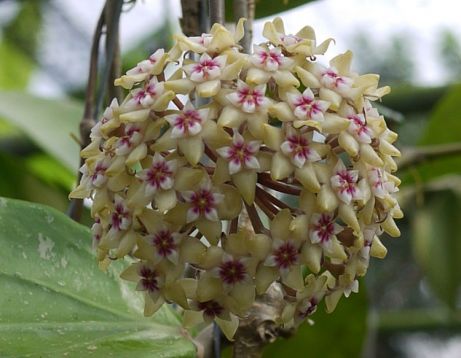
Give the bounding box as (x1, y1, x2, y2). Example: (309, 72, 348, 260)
(233, 0, 250, 53)
(233, 0, 254, 53)
(95, 0, 124, 118)
(213, 323, 221, 358)
(107, 18, 122, 102)
(247, 0, 254, 50)
(398, 142, 461, 170)
(68, 0, 124, 222)
(68, 6, 106, 222)
(180, 0, 203, 36)
(209, 0, 225, 25)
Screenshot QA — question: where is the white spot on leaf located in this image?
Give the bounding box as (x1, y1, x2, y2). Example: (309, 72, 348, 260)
(37, 233, 55, 260)
(45, 213, 54, 224)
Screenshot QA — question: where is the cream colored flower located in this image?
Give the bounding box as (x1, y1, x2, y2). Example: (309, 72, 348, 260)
(72, 17, 401, 338)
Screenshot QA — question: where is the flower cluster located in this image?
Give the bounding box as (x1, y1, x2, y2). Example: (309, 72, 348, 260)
(71, 17, 402, 340)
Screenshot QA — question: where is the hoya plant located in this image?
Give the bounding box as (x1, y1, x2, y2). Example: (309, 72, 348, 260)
(0, 1, 410, 357)
(70, 8, 401, 351)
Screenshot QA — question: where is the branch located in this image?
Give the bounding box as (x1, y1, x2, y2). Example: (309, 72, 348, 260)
(180, 0, 204, 36)
(107, 14, 122, 102)
(68, 0, 124, 222)
(67, 5, 106, 222)
(209, 0, 225, 25)
(233, 0, 253, 53)
(95, 0, 124, 118)
(398, 142, 461, 170)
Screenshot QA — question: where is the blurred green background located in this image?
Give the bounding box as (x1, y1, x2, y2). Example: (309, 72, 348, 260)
(0, 0, 460, 357)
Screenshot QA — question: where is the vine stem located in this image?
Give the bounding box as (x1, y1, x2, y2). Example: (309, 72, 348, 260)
(209, 0, 225, 25)
(68, 5, 106, 222)
(68, 0, 124, 222)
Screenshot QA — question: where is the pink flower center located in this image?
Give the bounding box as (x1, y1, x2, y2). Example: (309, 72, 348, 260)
(189, 189, 217, 215)
(90, 162, 107, 185)
(133, 83, 158, 104)
(313, 215, 335, 243)
(192, 58, 220, 79)
(227, 141, 256, 166)
(139, 266, 159, 292)
(286, 135, 311, 159)
(322, 69, 348, 88)
(258, 49, 282, 66)
(237, 87, 264, 108)
(91, 218, 102, 243)
(219, 259, 246, 285)
(198, 300, 224, 318)
(298, 298, 318, 319)
(152, 230, 176, 257)
(119, 126, 141, 149)
(348, 115, 371, 137)
(372, 170, 384, 189)
(273, 242, 298, 269)
(145, 160, 173, 190)
(294, 95, 313, 108)
(172, 110, 202, 134)
(335, 170, 357, 195)
(111, 203, 130, 231)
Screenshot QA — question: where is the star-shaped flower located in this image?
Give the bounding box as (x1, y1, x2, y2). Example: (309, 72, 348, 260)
(216, 130, 261, 174)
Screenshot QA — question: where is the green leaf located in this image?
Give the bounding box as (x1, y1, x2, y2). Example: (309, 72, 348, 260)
(412, 190, 461, 308)
(225, 0, 315, 21)
(0, 198, 195, 357)
(25, 154, 75, 190)
(0, 152, 69, 211)
(262, 284, 368, 358)
(0, 41, 34, 89)
(0, 91, 82, 172)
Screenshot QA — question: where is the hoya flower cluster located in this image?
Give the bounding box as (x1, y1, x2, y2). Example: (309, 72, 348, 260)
(71, 18, 402, 339)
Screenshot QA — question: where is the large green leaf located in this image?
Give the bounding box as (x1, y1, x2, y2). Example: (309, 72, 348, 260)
(0, 91, 82, 172)
(225, 0, 315, 21)
(263, 284, 368, 357)
(412, 190, 461, 309)
(0, 198, 195, 357)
